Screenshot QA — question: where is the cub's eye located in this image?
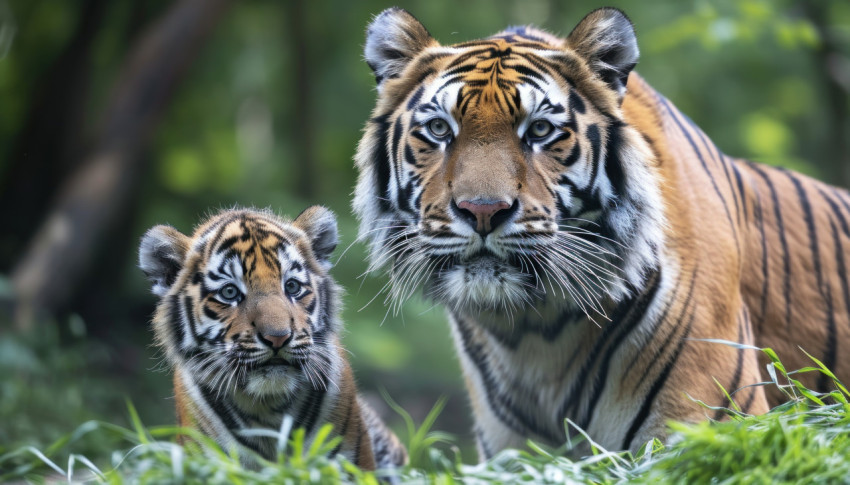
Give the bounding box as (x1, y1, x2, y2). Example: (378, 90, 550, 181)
(526, 120, 554, 140)
(427, 118, 451, 139)
(218, 283, 241, 302)
(284, 279, 302, 296)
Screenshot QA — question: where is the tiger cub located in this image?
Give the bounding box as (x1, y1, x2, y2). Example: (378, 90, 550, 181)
(138, 206, 407, 471)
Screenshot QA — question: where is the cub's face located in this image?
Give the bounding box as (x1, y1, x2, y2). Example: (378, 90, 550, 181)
(140, 207, 339, 397)
(355, 8, 664, 316)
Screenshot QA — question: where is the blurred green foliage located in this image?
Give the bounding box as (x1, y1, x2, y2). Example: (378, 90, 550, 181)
(0, 0, 848, 457)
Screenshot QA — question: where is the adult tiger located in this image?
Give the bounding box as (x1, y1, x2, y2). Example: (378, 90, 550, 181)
(354, 7, 850, 456)
(139, 207, 407, 471)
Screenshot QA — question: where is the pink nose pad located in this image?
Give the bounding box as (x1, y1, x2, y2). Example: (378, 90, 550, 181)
(258, 330, 292, 351)
(456, 200, 513, 235)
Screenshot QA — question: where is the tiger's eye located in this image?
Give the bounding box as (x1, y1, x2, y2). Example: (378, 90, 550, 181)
(219, 283, 240, 301)
(428, 118, 451, 138)
(284, 279, 302, 296)
(528, 120, 554, 139)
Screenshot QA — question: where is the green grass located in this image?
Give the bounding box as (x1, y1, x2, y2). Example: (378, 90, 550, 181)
(2, 343, 848, 484)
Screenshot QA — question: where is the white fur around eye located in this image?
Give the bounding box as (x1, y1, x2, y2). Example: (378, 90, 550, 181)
(203, 254, 247, 298)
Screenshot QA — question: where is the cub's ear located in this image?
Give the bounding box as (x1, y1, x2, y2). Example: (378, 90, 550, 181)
(139, 225, 190, 297)
(567, 8, 638, 101)
(294, 206, 339, 269)
(364, 7, 437, 91)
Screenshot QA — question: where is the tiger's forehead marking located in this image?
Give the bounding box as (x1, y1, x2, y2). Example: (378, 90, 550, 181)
(425, 39, 569, 119)
(192, 214, 308, 287)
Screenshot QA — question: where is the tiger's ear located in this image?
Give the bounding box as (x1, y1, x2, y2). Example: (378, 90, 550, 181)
(139, 225, 190, 297)
(364, 7, 437, 91)
(294, 206, 339, 269)
(567, 8, 638, 101)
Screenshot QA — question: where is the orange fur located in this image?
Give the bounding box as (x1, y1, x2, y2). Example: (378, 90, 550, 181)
(355, 8, 850, 456)
(140, 208, 406, 469)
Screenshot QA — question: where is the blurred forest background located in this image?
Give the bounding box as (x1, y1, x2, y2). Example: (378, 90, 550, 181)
(0, 0, 848, 460)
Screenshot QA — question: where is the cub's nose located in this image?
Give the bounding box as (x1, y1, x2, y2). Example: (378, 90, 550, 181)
(453, 199, 518, 236)
(257, 329, 292, 352)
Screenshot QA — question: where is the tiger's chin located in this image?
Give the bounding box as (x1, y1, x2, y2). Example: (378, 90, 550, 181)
(422, 249, 625, 318)
(242, 362, 304, 397)
(425, 255, 541, 313)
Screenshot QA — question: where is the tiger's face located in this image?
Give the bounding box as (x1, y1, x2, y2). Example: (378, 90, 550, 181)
(355, 8, 665, 316)
(140, 207, 339, 397)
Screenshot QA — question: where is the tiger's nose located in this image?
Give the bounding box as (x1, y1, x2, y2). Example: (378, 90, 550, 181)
(257, 329, 292, 351)
(453, 199, 519, 236)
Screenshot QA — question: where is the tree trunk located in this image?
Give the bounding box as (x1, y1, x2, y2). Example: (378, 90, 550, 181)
(287, 0, 317, 199)
(0, 0, 108, 271)
(10, 0, 231, 330)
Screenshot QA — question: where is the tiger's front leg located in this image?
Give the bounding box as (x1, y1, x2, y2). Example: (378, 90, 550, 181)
(448, 287, 770, 459)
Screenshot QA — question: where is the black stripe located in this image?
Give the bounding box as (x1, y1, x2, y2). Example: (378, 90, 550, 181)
(371, 115, 393, 211)
(475, 426, 495, 459)
(406, 85, 425, 110)
(572, 271, 663, 430)
(304, 297, 317, 316)
(748, 162, 791, 327)
(624, 270, 695, 389)
(318, 280, 331, 332)
(442, 64, 477, 79)
(819, 282, 837, 392)
(691, 121, 741, 225)
(830, 219, 850, 329)
(216, 235, 241, 254)
(197, 384, 253, 449)
(731, 161, 748, 222)
(623, 300, 695, 450)
(633, 271, 697, 390)
(786, 171, 824, 294)
(202, 214, 241, 248)
(833, 188, 850, 216)
(352, 419, 363, 466)
(659, 97, 739, 254)
(183, 295, 201, 344)
(454, 316, 561, 442)
(198, 385, 242, 429)
(541, 131, 573, 151)
(712, 317, 745, 421)
(740, 384, 759, 415)
(296, 387, 327, 437)
(202, 304, 220, 322)
(585, 124, 602, 193)
(390, 117, 404, 197)
(604, 122, 626, 197)
(558, 144, 581, 167)
(169, 294, 187, 354)
(786, 170, 837, 390)
(818, 187, 850, 238)
(569, 90, 586, 114)
(479, 306, 582, 350)
(329, 400, 355, 458)
(751, 182, 770, 325)
(404, 143, 422, 168)
(509, 63, 548, 82)
(737, 308, 759, 415)
(410, 129, 438, 149)
(445, 45, 498, 67)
